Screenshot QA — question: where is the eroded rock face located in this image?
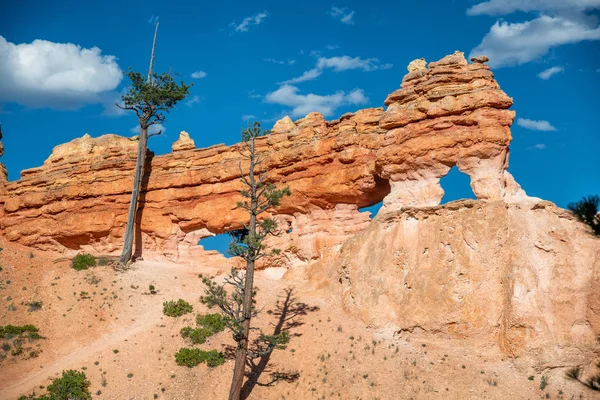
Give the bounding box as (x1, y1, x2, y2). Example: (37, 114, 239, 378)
(338, 200, 600, 369)
(172, 131, 195, 152)
(0, 51, 530, 264)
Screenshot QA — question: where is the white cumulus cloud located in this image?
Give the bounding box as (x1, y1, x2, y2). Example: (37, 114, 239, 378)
(538, 66, 564, 79)
(329, 7, 355, 25)
(469, 15, 600, 67)
(231, 11, 269, 32)
(191, 70, 207, 79)
(0, 36, 122, 109)
(281, 55, 392, 84)
(517, 118, 557, 131)
(467, 0, 600, 15)
(265, 84, 368, 117)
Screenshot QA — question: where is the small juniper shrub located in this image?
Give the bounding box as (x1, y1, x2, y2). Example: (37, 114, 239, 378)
(174, 348, 225, 368)
(566, 365, 600, 391)
(18, 369, 91, 400)
(71, 254, 96, 271)
(163, 299, 193, 317)
(27, 301, 43, 312)
(0, 324, 42, 340)
(180, 313, 225, 344)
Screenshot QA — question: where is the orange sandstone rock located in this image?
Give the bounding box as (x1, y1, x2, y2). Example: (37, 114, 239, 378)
(0, 51, 530, 263)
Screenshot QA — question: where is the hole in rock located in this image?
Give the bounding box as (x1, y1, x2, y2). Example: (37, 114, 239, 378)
(439, 166, 476, 204)
(198, 228, 249, 258)
(359, 200, 383, 219)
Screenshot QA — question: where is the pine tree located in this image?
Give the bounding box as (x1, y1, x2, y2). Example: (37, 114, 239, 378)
(116, 23, 192, 265)
(200, 122, 291, 400)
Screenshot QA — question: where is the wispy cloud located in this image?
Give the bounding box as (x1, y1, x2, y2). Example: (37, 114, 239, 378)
(130, 124, 166, 135)
(467, 0, 600, 16)
(148, 15, 159, 24)
(281, 55, 392, 84)
(248, 90, 262, 99)
(191, 70, 207, 79)
(281, 68, 323, 84)
(329, 7, 355, 25)
(316, 56, 392, 71)
(242, 114, 256, 121)
(538, 66, 564, 79)
(530, 143, 547, 150)
(264, 58, 296, 65)
(468, 1, 600, 68)
(186, 95, 202, 107)
(517, 118, 557, 131)
(231, 11, 269, 32)
(265, 84, 368, 117)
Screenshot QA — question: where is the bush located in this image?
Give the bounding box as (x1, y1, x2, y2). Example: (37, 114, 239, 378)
(180, 327, 211, 345)
(174, 348, 225, 368)
(196, 313, 225, 334)
(179, 314, 225, 344)
(568, 195, 600, 235)
(163, 299, 193, 317)
(18, 369, 91, 400)
(0, 324, 39, 339)
(71, 254, 96, 271)
(27, 301, 43, 312)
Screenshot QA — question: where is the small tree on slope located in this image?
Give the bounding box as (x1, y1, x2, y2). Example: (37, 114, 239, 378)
(568, 194, 600, 235)
(116, 23, 192, 265)
(200, 121, 291, 400)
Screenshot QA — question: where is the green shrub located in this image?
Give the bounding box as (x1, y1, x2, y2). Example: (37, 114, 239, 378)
(18, 369, 91, 400)
(163, 299, 193, 317)
(0, 324, 39, 339)
(196, 313, 225, 334)
(568, 195, 600, 235)
(27, 301, 43, 312)
(180, 327, 211, 345)
(179, 314, 225, 344)
(174, 348, 225, 368)
(71, 254, 96, 271)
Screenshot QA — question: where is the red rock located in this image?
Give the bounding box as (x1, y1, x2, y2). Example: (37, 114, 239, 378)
(0, 52, 533, 263)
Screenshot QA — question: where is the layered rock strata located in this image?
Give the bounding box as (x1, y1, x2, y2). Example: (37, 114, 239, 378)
(1, 51, 529, 263)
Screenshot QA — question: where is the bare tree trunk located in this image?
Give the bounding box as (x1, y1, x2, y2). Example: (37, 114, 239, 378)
(229, 138, 258, 400)
(147, 22, 159, 84)
(118, 22, 158, 265)
(118, 126, 148, 264)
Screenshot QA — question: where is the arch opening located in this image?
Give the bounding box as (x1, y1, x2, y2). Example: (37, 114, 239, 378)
(439, 166, 475, 204)
(198, 229, 248, 258)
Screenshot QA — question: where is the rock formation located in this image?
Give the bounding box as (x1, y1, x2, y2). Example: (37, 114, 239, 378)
(0, 124, 7, 194)
(0, 51, 534, 264)
(0, 51, 598, 372)
(337, 200, 600, 370)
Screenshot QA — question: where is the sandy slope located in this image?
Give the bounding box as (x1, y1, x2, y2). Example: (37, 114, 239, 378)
(0, 239, 596, 399)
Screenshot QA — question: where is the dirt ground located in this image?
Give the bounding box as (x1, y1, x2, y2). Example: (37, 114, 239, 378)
(0, 238, 597, 400)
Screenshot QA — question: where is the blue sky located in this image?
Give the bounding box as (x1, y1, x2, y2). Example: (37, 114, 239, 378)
(1, 0, 599, 215)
